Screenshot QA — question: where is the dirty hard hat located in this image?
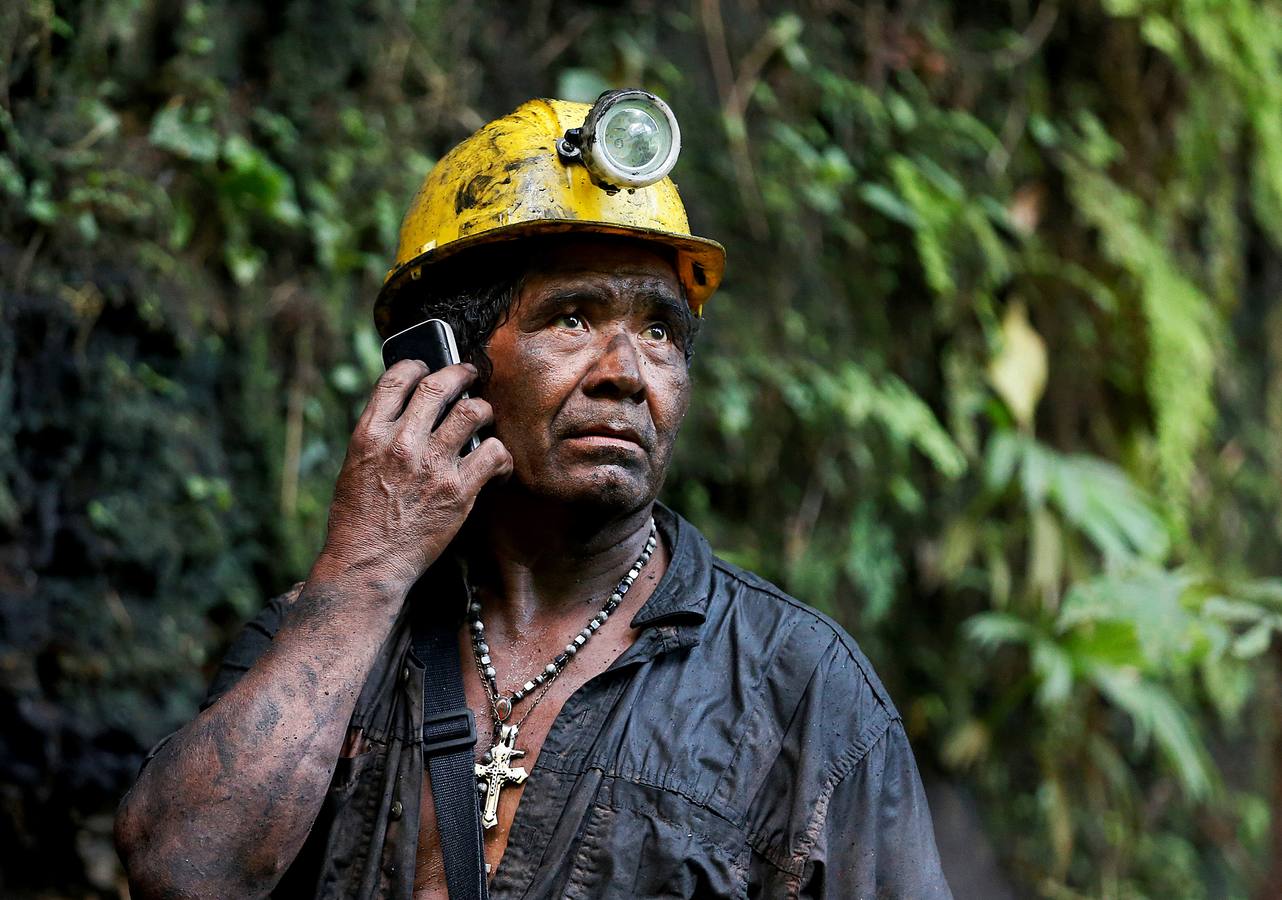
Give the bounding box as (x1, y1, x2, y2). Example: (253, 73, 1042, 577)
(373, 93, 726, 338)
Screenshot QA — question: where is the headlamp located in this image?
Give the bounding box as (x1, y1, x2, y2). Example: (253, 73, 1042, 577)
(557, 89, 682, 190)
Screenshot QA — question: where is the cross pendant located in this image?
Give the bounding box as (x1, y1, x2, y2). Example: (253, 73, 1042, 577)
(474, 723, 528, 830)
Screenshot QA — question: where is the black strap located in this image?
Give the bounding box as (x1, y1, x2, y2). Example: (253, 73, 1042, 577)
(410, 576, 489, 900)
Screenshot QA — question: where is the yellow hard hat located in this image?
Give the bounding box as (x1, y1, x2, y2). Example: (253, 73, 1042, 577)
(374, 95, 725, 337)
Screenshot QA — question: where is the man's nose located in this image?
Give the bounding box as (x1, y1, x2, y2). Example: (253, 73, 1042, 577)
(583, 331, 645, 402)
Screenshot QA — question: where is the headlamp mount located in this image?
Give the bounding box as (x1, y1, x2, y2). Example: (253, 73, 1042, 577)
(557, 89, 682, 191)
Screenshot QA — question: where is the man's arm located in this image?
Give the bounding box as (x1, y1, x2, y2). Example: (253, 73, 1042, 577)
(800, 720, 953, 899)
(114, 360, 512, 899)
(115, 574, 402, 897)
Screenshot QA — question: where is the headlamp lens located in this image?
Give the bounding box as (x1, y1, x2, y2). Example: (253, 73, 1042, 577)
(576, 90, 682, 189)
(601, 104, 665, 170)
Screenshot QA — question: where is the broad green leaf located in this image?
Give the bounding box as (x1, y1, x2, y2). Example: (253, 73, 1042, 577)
(149, 101, 220, 163)
(1091, 668, 1214, 800)
(1032, 639, 1074, 707)
(983, 430, 1021, 493)
(1231, 618, 1276, 659)
(859, 183, 920, 227)
(965, 611, 1038, 649)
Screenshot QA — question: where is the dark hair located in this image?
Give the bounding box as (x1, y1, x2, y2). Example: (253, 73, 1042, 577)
(409, 248, 525, 389)
(406, 237, 701, 386)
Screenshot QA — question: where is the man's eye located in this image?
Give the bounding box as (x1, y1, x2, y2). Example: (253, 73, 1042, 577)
(643, 323, 669, 341)
(552, 313, 586, 330)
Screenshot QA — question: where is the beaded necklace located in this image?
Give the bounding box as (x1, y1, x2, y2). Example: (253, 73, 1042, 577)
(467, 519, 657, 829)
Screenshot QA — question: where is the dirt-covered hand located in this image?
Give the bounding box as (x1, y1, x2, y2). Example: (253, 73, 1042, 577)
(317, 359, 512, 591)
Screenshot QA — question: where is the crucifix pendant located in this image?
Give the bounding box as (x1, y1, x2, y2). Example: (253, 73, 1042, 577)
(474, 724, 528, 830)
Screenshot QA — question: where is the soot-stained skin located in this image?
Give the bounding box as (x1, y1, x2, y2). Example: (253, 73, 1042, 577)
(480, 239, 693, 520)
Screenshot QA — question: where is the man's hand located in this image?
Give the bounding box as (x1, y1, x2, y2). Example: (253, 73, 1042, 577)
(318, 360, 513, 591)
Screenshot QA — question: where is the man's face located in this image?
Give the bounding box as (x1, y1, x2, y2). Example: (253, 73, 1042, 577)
(480, 238, 693, 514)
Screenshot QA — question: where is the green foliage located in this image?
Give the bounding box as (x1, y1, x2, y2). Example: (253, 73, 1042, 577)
(1062, 154, 1219, 531)
(3, 0, 1282, 896)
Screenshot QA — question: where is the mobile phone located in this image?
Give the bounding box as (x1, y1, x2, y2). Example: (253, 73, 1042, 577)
(380, 318, 481, 456)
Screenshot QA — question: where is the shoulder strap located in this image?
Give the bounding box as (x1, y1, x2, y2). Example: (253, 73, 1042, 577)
(410, 575, 489, 900)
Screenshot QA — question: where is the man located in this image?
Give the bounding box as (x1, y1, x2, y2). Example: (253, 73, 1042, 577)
(115, 94, 950, 899)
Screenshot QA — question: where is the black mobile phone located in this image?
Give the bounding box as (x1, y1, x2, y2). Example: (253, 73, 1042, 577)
(380, 318, 481, 456)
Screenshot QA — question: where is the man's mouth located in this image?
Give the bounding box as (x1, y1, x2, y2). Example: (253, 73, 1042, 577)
(561, 422, 649, 450)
